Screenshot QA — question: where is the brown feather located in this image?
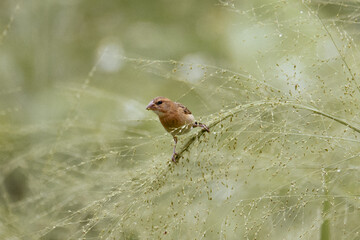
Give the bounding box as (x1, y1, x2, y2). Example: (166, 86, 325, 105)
(176, 102, 192, 115)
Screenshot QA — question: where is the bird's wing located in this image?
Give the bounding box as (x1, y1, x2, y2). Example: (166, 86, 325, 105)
(176, 102, 192, 115)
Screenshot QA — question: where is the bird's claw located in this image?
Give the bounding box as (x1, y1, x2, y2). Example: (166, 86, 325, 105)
(171, 153, 178, 163)
(193, 122, 210, 133)
(202, 125, 210, 133)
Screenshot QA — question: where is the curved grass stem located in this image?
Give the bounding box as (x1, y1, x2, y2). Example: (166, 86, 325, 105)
(174, 101, 360, 162)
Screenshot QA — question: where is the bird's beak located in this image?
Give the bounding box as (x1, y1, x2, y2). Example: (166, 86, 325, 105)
(146, 101, 155, 110)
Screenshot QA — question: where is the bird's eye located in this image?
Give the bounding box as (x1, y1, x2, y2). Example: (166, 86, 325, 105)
(156, 101, 163, 105)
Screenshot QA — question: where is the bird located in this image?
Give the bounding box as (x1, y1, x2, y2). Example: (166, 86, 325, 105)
(146, 96, 210, 162)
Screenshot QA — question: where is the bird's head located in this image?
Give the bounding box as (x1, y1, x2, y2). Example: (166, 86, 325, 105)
(146, 96, 172, 116)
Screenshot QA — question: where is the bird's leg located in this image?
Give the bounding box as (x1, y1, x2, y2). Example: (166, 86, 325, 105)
(193, 121, 210, 133)
(171, 136, 178, 163)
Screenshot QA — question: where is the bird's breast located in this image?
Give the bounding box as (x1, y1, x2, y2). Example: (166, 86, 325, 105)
(159, 113, 194, 136)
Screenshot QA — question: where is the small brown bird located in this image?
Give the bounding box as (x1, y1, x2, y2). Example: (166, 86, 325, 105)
(146, 96, 210, 162)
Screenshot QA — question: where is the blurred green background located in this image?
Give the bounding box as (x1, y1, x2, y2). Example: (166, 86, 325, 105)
(1, 0, 360, 239)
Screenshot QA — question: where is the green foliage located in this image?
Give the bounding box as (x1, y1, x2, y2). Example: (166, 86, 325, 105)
(0, 0, 359, 239)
